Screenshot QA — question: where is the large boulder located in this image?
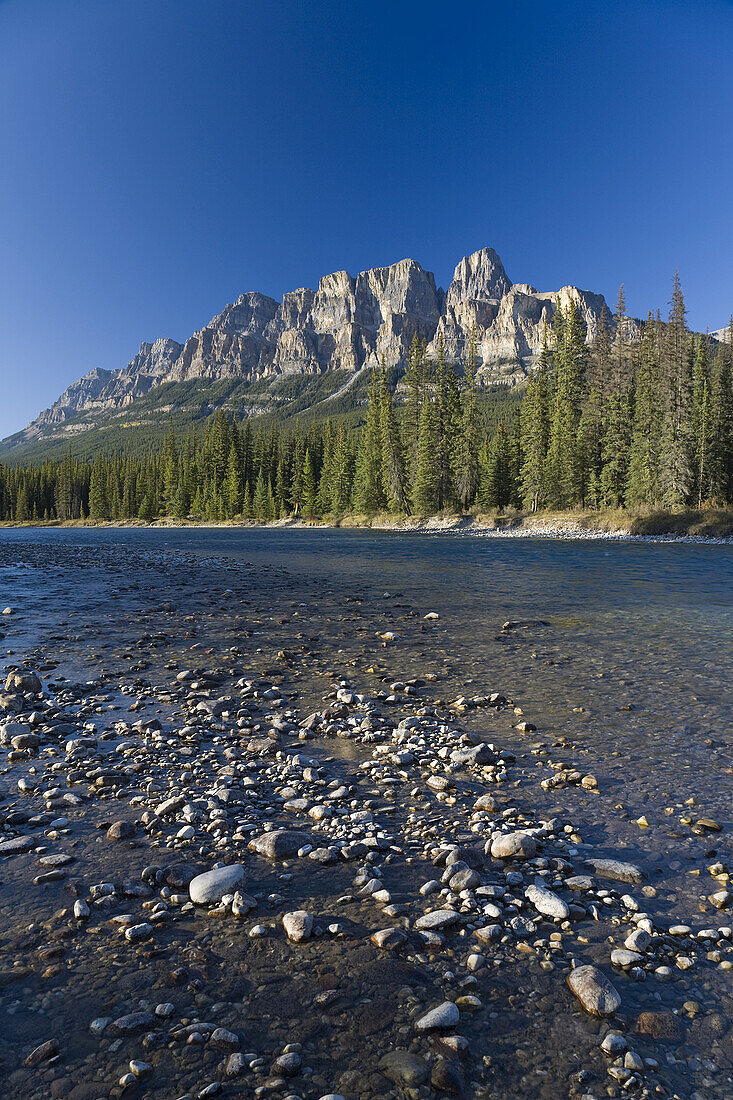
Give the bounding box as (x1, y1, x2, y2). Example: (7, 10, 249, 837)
(490, 831, 538, 861)
(5, 670, 42, 694)
(189, 864, 245, 904)
(248, 830, 312, 859)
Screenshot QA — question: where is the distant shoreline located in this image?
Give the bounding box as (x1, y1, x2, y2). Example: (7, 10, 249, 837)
(2, 509, 733, 544)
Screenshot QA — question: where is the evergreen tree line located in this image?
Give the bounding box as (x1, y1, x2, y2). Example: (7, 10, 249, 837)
(1, 276, 732, 523)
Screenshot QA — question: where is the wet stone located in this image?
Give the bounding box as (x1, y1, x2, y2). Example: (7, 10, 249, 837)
(567, 965, 621, 1017)
(189, 864, 245, 903)
(415, 1001, 460, 1030)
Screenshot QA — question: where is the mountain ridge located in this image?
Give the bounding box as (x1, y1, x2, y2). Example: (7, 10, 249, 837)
(3, 247, 627, 458)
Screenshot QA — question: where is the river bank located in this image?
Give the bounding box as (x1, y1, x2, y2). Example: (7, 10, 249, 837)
(2, 507, 733, 543)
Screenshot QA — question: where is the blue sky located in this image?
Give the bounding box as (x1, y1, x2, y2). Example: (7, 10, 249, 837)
(1, 0, 732, 438)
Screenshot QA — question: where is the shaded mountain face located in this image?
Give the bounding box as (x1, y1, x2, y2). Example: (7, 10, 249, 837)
(9, 247, 618, 448)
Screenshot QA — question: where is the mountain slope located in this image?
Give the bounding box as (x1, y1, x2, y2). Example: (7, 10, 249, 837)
(1, 247, 620, 461)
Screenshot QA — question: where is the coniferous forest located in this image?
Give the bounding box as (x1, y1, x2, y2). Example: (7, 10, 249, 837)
(1, 278, 732, 525)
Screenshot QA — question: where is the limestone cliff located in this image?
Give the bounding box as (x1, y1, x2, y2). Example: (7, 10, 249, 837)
(15, 247, 628, 442)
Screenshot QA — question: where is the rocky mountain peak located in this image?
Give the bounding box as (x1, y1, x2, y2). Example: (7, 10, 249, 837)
(446, 247, 512, 308)
(7, 247, 628, 450)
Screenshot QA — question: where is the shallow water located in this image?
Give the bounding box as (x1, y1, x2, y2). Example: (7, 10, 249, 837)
(0, 527, 732, 1100)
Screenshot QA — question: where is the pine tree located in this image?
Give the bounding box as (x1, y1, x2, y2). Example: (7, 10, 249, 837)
(253, 471, 268, 521)
(352, 368, 385, 514)
(434, 335, 458, 509)
(412, 398, 439, 514)
(329, 425, 353, 514)
(611, 284, 632, 391)
(301, 450, 318, 518)
(599, 392, 631, 507)
(577, 387, 603, 509)
(275, 459, 290, 518)
(455, 323, 481, 510)
(588, 301, 613, 401)
(659, 272, 693, 506)
(520, 328, 551, 511)
(545, 300, 587, 507)
(223, 443, 242, 518)
(241, 481, 253, 521)
(478, 420, 514, 510)
(708, 320, 733, 504)
(626, 317, 662, 506)
(316, 421, 335, 515)
(88, 456, 109, 520)
(379, 362, 408, 512)
(404, 334, 426, 481)
(691, 336, 712, 506)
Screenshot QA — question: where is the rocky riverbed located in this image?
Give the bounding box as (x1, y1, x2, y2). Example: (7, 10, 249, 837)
(0, 532, 731, 1100)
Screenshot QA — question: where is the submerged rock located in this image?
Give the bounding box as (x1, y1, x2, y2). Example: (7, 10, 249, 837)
(415, 1001, 460, 1030)
(585, 857, 643, 884)
(567, 965, 621, 1017)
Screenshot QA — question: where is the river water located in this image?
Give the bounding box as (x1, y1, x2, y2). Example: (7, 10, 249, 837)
(0, 526, 731, 1100)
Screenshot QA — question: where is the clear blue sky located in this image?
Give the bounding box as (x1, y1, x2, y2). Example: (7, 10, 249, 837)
(1, 0, 732, 439)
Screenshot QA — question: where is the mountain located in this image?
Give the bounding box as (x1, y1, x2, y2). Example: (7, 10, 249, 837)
(1, 247, 618, 460)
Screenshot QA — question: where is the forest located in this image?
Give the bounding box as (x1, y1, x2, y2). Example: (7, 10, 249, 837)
(1, 277, 732, 524)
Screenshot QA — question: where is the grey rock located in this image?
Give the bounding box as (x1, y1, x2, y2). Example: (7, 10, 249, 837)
(189, 864, 245, 904)
(107, 820, 136, 840)
(378, 1049, 428, 1086)
(24, 1038, 59, 1066)
(5, 670, 42, 694)
(567, 965, 621, 1017)
(490, 831, 537, 861)
(415, 1001, 460, 1030)
(585, 857, 643, 884)
(111, 1011, 154, 1034)
(210, 1028, 240, 1050)
(282, 909, 313, 942)
(248, 829, 312, 859)
(414, 909, 461, 931)
(0, 836, 36, 855)
(525, 883, 569, 920)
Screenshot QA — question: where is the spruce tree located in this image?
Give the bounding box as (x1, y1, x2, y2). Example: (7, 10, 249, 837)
(599, 393, 631, 507)
(352, 368, 385, 514)
(691, 336, 712, 506)
(455, 323, 481, 510)
(88, 456, 109, 521)
(626, 316, 662, 506)
(519, 329, 551, 512)
(412, 398, 439, 514)
(379, 362, 408, 513)
(301, 449, 318, 518)
(708, 320, 733, 504)
(223, 443, 242, 517)
(478, 420, 514, 510)
(330, 425, 353, 514)
(659, 272, 693, 506)
(253, 471, 268, 521)
(404, 334, 426, 481)
(545, 299, 587, 507)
